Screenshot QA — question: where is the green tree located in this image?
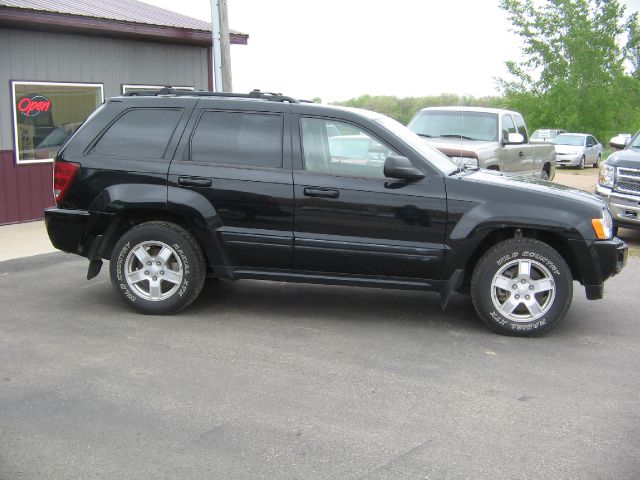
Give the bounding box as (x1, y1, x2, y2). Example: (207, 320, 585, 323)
(499, 0, 640, 140)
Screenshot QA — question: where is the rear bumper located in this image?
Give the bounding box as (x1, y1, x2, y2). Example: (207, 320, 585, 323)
(571, 236, 628, 300)
(45, 208, 115, 258)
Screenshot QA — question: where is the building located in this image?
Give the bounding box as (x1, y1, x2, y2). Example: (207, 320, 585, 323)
(0, 0, 248, 225)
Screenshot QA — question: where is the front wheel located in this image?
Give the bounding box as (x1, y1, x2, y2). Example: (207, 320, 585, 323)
(593, 154, 601, 168)
(471, 239, 573, 336)
(578, 156, 585, 169)
(109, 222, 206, 314)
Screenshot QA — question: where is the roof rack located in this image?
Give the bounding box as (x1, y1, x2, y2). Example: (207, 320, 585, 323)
(123, 87, 307, 103)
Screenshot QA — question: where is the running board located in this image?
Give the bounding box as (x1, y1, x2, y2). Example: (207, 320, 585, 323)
(231, 268, 442, 291)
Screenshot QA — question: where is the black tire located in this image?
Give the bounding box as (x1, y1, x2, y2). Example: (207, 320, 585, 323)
(471, 239, 573, 336)
(109, 222, 206, 314)
(541, 169, 550, 181)
(593, 154, 601, 168)
(578, 156, 585, 170)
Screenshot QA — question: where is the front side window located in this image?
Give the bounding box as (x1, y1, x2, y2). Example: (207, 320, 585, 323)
(92, 108, 182, 159)
(513, 114, 528, 140)
(11, 81, 103, 164)
(502, 115, 517, 139)
(190, 111, 283, 168)
(301, 117, 395, 179)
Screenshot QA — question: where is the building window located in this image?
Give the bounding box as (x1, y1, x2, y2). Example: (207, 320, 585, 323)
(122, 84, 195, 94)
(11, 81, 104, 164)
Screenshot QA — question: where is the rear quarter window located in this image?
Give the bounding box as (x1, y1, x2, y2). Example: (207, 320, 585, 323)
(90, 108, 182, 159)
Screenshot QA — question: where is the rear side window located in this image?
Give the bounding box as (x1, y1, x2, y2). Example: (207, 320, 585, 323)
(92, 108, 182, 159)
(190, 111, 283, 168)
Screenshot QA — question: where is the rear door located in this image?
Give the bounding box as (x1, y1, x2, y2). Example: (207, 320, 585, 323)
(291, 115, 448, 280)
(168, 100, 294, 269)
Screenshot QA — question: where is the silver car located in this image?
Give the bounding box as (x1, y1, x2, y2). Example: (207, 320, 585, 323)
(554, 133, 603, 169)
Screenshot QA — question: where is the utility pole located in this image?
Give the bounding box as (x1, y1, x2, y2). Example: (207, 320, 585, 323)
(210, 0, 232, 92)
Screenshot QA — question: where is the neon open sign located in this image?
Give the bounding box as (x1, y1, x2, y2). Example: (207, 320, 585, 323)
(17, 95, 51, 117)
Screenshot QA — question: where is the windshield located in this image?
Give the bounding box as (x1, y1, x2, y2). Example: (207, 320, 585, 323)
(408, 110, 499, 142)
(554, 134, 585, 146)
(374, 116, 457, 174)
(629, 134, 640, 148)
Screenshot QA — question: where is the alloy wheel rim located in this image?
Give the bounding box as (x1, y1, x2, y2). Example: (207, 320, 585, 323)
(490, 258, 556, 322)
(124, 241, 184, 301)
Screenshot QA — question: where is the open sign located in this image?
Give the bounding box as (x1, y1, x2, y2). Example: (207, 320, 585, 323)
(17, 95, 51, 117)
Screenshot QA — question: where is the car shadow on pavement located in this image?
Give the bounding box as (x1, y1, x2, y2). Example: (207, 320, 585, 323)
(184, 278, 485, 333)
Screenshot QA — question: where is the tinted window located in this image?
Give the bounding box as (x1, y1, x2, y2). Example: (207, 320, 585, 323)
(191, 111, 282, 168)
(301, 117, 396, 179)
(92, 108, 181, 158)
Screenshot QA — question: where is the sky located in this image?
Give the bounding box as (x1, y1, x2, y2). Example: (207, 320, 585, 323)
(142, 0, 640, 103)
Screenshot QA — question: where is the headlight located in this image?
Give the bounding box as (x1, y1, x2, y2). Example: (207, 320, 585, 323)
(598, 163, 615, 188)
(450, 156, 479, 169)
(592, 208, 614, 240)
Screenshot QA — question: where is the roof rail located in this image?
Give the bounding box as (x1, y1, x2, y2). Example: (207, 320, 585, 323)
(123, 87, 304, 103)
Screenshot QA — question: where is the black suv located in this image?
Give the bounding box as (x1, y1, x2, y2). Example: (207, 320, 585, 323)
(45, 89, 627, 336)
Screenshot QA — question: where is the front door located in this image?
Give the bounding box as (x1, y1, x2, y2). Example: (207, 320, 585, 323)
(292, 116, 447, 280)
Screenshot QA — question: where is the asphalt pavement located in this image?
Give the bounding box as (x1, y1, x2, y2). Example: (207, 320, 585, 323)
(0, 252, 638, 479)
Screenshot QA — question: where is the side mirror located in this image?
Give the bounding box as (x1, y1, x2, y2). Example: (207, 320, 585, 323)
(610, 135, 630, 150)
(505, 132, 525, 144)
(384, 155, 425, 181)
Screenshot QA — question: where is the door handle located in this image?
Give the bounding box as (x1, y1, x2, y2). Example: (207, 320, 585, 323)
(303, 187, 340, 199)
(518, 151, 525, 157)
(178, 176, 212, 187)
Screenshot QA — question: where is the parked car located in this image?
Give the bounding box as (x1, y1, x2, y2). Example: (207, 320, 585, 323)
(407, 106, 556, 179)
(596, 130, 640, 232)
(553, 133, 603, 169)
(530, 128, 566, 143)
(45, 88, 626, 337)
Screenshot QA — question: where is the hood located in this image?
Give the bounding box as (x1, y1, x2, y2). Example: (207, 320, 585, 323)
(554, 144, 583, 154)
(420, 137, 496, 156)
(605, 147, 640, 169)
(458, 168, 605, 210)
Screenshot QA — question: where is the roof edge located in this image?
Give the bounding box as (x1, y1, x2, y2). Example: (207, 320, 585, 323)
(0, 6, 248, 46)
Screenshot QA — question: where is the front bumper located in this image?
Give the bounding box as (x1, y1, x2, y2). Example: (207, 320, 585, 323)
(595, 185, 640, 229)
(555, 154, 582, 167)
(569, 236, 628, 300)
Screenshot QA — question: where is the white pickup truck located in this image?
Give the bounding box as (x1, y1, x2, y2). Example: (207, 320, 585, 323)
(407, 106, 556, 179)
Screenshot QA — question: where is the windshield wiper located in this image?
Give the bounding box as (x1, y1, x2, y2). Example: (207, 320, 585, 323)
(439, 134, 476, 141)
(415, 133, 434, 138)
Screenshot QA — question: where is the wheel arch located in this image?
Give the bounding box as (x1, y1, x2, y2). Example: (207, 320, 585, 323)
(455, 227, 581, 290)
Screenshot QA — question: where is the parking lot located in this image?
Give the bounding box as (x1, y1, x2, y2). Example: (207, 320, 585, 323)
(1, 168, 639, 479)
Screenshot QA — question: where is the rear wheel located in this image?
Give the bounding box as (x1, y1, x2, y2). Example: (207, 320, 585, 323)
(541, 169, 550, 180)
(109, 222, 206, 314)
(471, 239, 573, 336)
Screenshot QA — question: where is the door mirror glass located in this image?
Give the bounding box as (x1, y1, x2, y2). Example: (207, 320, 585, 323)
(506, 132, 525, 144)
(384, 155, 425, 181)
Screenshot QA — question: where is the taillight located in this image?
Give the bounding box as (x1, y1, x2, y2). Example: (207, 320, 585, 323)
(53, 161, 80, 203)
